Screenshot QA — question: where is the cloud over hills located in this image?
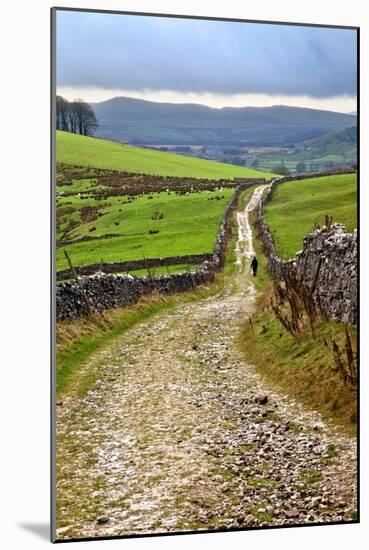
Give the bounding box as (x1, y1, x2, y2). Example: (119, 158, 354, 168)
(56, 11, 357, 100)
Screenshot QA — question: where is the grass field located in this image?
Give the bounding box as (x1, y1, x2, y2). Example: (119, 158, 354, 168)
(56, 130, 275, 179)
(264, 173, 357, 258)
(57, 187, 235, 271)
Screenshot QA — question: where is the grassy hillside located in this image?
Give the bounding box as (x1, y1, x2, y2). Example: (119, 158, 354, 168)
(264, 173, 357, 258)
(56, 130, 275, 179)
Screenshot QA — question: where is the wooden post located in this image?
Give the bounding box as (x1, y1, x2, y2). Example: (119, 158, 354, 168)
(143, 255, 153, 282)
(299, 250, 309, 285)
(64, 250, 93, 317)
(310, 255, 323, 297)
(187, 264, 194, 289)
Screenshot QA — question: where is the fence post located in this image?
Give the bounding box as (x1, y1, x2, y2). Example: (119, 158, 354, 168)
(186, 264, 194, 289)
(309, 255, 323, 298)
(64, 250, 93, 317)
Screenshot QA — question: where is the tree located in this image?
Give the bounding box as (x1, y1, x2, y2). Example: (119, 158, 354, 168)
(56, 96, 98, 136)
(68, 101, 78, 134)
(272, 164, 291, 176)
(296, 161, 307, 173)
(56, 96, 70, 131)
(73, 100, 98, 136)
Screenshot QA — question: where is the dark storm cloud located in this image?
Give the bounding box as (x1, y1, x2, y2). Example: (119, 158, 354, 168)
(56, 11, 357, 98)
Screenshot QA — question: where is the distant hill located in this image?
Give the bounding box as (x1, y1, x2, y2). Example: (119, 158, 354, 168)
(292, 126, 357, 162)
(56, 130, 275, 179)
(303, 126, 356, 151)
(91, 96, 357, 147)
(253, 126, 357, 172)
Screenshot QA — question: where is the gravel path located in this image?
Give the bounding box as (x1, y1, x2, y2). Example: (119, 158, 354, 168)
(56, 187, 357, 540)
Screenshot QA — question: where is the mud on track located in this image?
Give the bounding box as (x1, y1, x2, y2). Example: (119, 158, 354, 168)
(56, 187, 357, 540)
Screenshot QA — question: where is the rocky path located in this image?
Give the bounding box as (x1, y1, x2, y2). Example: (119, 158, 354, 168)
(56, 187, 357, 540)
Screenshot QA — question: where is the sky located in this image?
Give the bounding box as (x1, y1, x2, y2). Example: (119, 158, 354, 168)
(56, 10, 357, 113)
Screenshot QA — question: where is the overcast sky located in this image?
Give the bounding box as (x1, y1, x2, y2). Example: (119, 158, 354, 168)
(56, 10, 357, 113)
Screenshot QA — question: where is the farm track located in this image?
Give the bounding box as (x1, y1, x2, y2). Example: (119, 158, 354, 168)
(56, 186, 357, 540)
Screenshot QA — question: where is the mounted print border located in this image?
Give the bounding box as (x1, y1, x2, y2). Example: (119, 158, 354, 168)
(51, 6, 359, 543)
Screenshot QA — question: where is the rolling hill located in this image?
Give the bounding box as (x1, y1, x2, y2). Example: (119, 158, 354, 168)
(300, 126, 357, 161)
(56, 130, 275, 179)
(91, 97, 356, 147)
(251, 126, 357, 172)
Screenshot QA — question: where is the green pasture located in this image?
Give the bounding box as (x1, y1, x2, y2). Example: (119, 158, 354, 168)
(57, 188, 234, 271)
(264, 173, 357, 259)
(56, 130, 275, 179)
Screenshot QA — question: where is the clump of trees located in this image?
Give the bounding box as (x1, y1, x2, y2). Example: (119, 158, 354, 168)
(296, 161, 307, 173)
(272, 164, 291, 176)
(56, 96, 98, 136)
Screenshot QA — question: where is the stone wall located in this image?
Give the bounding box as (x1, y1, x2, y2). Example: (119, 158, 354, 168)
(254, 173, 357, 325)
(56, 182, 255, 321)
(56, 268, 215, 321)
(57, 253, 213, 281)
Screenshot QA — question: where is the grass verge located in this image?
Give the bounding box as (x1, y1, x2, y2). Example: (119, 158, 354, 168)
(240, 281, 357, 436)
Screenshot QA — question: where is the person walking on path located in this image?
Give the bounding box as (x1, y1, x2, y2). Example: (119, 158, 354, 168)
(250, 256, 258, 277)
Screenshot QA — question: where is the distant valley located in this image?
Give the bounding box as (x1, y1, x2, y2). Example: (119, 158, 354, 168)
(91, 96, 356, 147)
(91, 96, 357, 173)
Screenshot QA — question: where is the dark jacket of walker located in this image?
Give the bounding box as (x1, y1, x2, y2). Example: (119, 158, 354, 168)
(251, 257, 258, 276)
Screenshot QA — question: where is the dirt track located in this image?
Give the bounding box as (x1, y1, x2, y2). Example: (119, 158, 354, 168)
(56, 187, 357, 540)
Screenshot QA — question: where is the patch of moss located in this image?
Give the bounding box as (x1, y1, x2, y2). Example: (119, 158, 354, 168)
(299, 468, 323, 484)
(247, 476, 278, 489)
(249, 503, 273, 522)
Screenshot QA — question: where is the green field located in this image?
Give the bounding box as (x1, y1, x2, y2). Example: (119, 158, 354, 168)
(264, 173, 357, 259)
(56, 130, 275, 179)
(57, 188, 235, 271)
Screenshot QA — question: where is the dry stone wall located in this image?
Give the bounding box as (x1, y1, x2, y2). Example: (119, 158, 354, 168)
(56, 268, 215, 321)
(57, 253, 213, 281)
(254, 173, 357, 325)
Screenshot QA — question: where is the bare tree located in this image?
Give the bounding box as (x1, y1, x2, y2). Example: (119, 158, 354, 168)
(56, 96, 98, 136)
(68, 101, 79, 134)
(76, 101, 98, 136)
(56, 96, 70, 131)
(82, 104, 98, 136)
